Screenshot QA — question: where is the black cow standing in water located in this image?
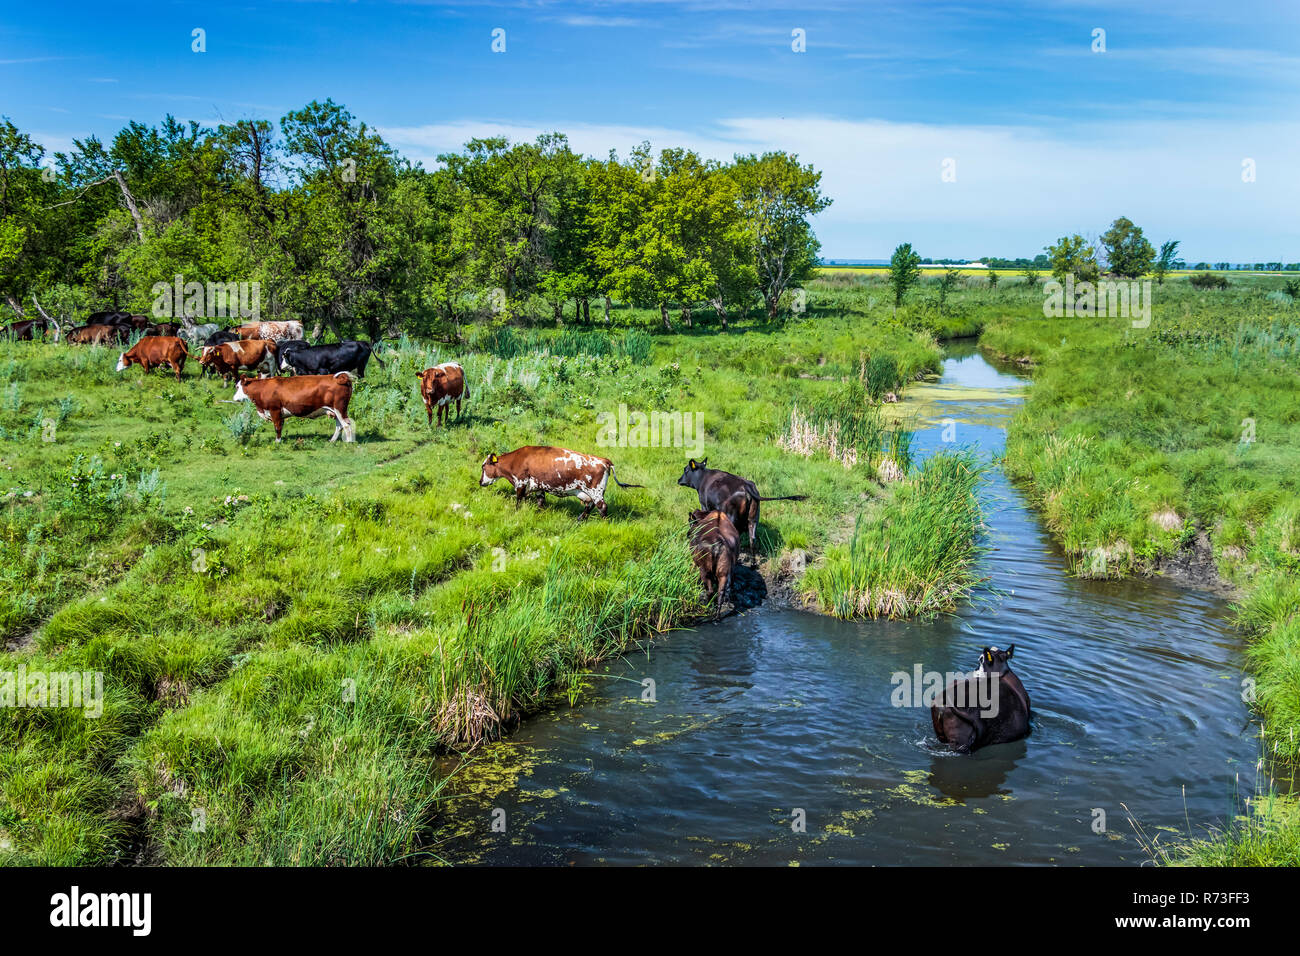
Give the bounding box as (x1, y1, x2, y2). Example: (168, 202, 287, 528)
(677, 458, 806, 566)
(931, 646, 1031, 753)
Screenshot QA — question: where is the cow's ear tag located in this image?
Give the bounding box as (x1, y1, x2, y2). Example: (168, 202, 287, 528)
(984, 650, 994, 664)
(489, 454, 498, 464)
(689, 459, 697, 469)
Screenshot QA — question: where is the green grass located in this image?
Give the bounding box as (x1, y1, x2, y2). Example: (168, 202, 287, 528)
(0, 292, 960, 865)
(803, 450, 987, 620)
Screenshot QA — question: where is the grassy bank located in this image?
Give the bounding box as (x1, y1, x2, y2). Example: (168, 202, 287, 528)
(980, 273, 1300, 863)
(803, 451, 988, 619)
(1, 285, 965, 865)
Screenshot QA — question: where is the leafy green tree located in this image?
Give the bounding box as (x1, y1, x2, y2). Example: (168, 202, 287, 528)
(1045, 234, 1099, 283)
(888, 242, 921, 308)
(731, 152, 830, 321)
(1153, 239, 1180, 285)
(1100, 216, 1155, 278)
(0, 118, 51, 316)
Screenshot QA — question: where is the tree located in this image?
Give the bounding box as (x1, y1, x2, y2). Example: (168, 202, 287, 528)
(1045, 234, 1099, 283)
(1153, 239, 1180, 285)
(888, 242, 921, 308)
(1100, 216, 1155, 278)
(987, 268, 999, 289)
(730, 152, 830, 321)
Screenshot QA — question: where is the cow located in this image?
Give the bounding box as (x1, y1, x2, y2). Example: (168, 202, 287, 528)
(177, 322, 221, 346)
(95, 312, 150, 331)
(199, 339, 278, 383)
(688, 509, 740, 622)
(229, 320, 304, 344)
(116, 335, 192, 382)
(931, 646, 1032, 754)
(280, 340, 381, 379)
(86, 310, 133, 327)
(231, 372, 355, 443)
(145, 322, 182, 337)
(677, 459, 807, 566)
(203, 329, 240, 347)
(1, 319, 49, 341)
(479, 446, 643, 519)
(65, 323, 128, 345)
(417, 362, 467, 427)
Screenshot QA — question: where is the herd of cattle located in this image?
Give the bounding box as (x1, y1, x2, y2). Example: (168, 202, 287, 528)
(2, 311, 470, 444)
(3, 309, 1032, 751)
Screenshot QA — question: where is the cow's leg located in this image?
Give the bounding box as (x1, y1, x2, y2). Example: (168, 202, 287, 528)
(455, 398, 462, 421)
(578, 497, 594, 520)
(515, 486, 526, 510)
(425, 398, 433, 426)
(596, 498, 608, 519)
(272, 410, 284, 442)
(327, 408, 342, 442)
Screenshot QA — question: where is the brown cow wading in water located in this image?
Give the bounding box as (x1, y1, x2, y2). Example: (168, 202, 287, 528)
(688, 509, 740, 621)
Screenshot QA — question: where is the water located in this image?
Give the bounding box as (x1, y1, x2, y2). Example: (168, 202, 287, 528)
(432, 344, 1258, 865)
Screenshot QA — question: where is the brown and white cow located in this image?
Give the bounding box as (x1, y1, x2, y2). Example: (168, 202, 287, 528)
(479, 445, 643, 519)
(116, 335, 192, 382)
(231, 372, 355, 442)
(688, 509, 740, 621)
(229, 320, 304, 344)
(416, 362, 467, 427)
(199, 339, 278, 382)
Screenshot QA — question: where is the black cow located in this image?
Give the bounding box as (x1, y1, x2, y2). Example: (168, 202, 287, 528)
(931, 646, 1032, 753)
(204, 329, 240, 347)
(677, 458, 806, 566)
(279, 340, 380, 378)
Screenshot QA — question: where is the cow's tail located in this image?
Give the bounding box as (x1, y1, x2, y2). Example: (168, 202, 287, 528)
(610, 466, 645, 490)
(755, 494, 808, 502)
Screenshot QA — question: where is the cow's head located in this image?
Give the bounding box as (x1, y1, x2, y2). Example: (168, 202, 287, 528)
(678, 458, 709, 488)
(687, 508, 715, 530)
(115, 352, 128, 371)
(231, 374, 255, 403)
(479, 453, 503, 486)
(198, 346, 216, 366)
(974, 645, 1016, 676)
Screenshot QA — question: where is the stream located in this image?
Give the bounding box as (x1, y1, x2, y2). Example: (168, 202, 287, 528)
(431, 342, 1259, 865)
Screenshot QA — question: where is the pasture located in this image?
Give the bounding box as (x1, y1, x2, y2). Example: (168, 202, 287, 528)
(0, 290, 969, 864)
(3, 269, 1298, 865)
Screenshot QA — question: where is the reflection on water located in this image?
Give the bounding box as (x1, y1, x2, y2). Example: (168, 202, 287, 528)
(432, 342, 1256, 866)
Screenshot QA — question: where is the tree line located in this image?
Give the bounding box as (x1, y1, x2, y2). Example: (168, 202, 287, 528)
(0, 101, 831, 340)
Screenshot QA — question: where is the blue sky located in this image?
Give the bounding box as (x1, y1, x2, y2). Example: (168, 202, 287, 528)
(4, 0, 1297, 260)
